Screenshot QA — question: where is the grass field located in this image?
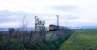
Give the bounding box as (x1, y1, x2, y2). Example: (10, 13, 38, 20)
(60, 29, 97, 50)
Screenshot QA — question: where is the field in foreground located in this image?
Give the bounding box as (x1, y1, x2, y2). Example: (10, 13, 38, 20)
(60, 29, 97, 50)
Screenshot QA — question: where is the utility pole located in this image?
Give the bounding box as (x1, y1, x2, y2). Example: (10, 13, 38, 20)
(35, 16, 37, 32)
(22, 16, 26, 30)
(56, 15, 59, 29)
(22, 16, 26, 47)
(28, 16, 37, 42)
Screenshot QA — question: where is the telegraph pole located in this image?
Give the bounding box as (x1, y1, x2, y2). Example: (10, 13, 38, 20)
(56, 15, 59, 29)
(22, 16, 26, 30)
(22, 16, 26, 47)
(35, 16, 37, 32)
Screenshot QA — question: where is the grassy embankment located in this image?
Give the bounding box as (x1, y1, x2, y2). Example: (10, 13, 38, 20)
(60, 29, 97, 50)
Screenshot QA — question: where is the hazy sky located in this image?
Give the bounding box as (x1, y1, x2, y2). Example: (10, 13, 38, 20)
(0, 0, 97, 28)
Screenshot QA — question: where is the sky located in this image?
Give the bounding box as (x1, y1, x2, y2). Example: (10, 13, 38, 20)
(0, 0, 97, 29)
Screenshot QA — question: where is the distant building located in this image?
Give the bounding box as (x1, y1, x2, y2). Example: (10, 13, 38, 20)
(49, 25, 59, 31)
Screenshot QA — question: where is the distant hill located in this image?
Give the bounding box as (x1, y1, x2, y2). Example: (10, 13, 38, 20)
(0, 28, 8, 31)
(80, 26, 97, 29)
(0, 27, 34, 31)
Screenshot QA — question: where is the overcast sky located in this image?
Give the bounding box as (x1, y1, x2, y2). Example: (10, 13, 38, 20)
(0, 0, 97, 28)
